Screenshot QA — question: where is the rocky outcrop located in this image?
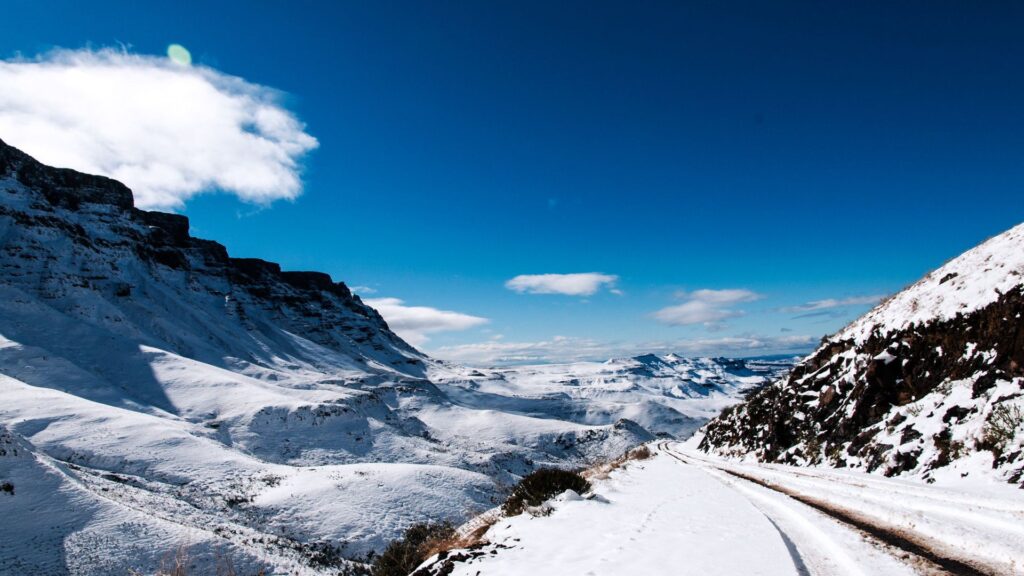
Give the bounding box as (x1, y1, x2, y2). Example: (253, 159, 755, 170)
(0, 138, 134, 211)
(699, 224, 1024, 485)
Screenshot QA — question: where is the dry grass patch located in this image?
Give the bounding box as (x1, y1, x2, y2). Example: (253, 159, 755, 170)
(371, 521, 493, 576)
(418, 522, 492, 562)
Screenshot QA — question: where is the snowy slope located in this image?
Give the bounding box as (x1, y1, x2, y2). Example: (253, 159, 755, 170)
(700, 223, 1024, 486)
(0, 421, 491, 575)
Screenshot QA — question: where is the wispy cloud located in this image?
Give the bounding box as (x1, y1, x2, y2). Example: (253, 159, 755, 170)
(781, 294, 885, 318)
(0, 48, 317, 209)
(432, 333, 814, 366)
(432, 336, 609, 365)
(350, 286, 377, 295)
(364, 297, 488, 347)
(505, 273, 619, 296)
(652, 289, 762, 327)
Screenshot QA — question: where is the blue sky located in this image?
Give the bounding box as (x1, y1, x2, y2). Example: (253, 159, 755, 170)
(3, 1, 1024, 363)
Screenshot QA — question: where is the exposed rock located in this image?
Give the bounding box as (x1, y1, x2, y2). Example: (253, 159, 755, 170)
(0, 136, 134, 211)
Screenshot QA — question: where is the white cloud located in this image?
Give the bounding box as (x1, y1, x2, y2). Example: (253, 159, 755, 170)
(432, 335, 632, 365)
(654, 300, 740, 326)
(0, 48, 318, 209)
(781, 294, 886, 314)
(432, 333, 815, 366)
(668, 334, 815, 355)
(679, 289, 761, 305)
(350, 286, 377, 295)
(364, 297, 488, 347)
(653, 289, 761, 327)
(505, 273, 619, 296)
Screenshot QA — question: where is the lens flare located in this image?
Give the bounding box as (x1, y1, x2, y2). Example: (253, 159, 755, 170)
(166, 44, 191, 66)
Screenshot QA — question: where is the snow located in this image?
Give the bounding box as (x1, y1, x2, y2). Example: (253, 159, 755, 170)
(675, 440, 1024, 575)
(835, 222, 1024, 344)
(434, 448, 814, 576)
(249, 463, 494, 553)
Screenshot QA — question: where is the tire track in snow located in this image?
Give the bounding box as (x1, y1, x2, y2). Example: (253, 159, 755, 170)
(679, 450, 1024, 529)
(657, 442, 990, 576)
(730, 461, 1024, 516)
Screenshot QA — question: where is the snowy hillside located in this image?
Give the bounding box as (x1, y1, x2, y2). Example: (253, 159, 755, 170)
(0, 138, 775, 575)
(700, 223, 1024, 486)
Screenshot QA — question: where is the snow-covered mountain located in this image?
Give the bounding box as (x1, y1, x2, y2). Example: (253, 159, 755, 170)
(0, 138, 781, 575)
(699, 223, 1024, 486)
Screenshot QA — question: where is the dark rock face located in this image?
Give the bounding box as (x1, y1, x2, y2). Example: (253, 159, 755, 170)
(0, 137, 423, 375)
(229, 257, 283, 278)
(699, 286, 1024, 484)
(136, 210, 191, 246)
(280, 271, 343, 294)
(0, 137, 134, 211)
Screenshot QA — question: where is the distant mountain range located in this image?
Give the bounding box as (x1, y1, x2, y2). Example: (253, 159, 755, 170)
(431, 354, 792, 440)
(0, 138, 786, 575)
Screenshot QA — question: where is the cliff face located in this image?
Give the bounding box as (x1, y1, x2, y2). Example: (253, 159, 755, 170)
(0, 136, 423, 387)
(700, 224, 1024, 485)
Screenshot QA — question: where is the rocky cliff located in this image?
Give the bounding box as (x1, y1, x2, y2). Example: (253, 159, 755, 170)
(0, 136, 423, 384)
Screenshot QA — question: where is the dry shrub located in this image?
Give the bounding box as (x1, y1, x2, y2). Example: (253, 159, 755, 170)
(501, 468, 590, 516)
(371, 522, 456, 576)
(980, 403, 1023, 458)
(418, 523, 491, 562)
(451, 508, 500, 548)
(586, 444, 653, 480)
(630, 445, 652, 460)
(145, 545, 190, 576)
